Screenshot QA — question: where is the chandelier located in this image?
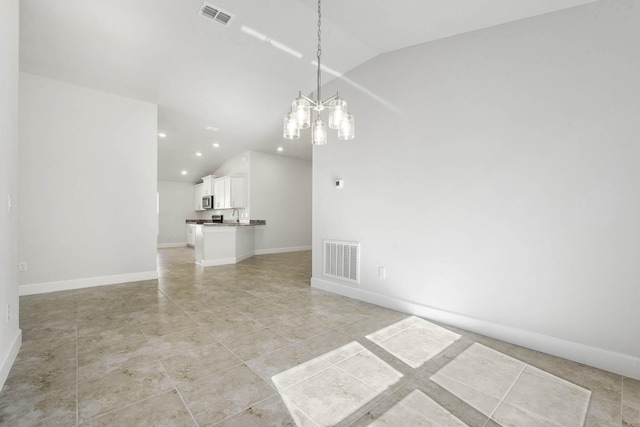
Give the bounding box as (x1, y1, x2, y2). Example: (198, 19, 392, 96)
(283, 0, 354, 144)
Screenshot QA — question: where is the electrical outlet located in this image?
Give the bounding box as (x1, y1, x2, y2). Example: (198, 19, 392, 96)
(18, 261, 28, 272)
(378, 267, 386, 279)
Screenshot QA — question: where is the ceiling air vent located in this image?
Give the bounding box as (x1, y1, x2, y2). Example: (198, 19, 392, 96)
(199, 2, 233, 26)
(215, 12, 231, 25)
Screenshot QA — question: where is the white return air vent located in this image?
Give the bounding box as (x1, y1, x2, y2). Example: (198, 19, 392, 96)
(324, 240, 360, 284)
(199, 2, 233, 26)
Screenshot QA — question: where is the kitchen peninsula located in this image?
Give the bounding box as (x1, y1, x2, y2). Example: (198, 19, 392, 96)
(186, 220, 266, 266)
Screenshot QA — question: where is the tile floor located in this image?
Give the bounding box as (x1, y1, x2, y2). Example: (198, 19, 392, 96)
(0, 247, 638, 426)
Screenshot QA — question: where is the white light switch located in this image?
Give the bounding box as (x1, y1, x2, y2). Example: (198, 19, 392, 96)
(378, 267, 386, 279)
(7, 193, 11, 211)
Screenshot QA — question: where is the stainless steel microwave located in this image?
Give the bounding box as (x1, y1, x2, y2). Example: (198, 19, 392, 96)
(202, 196, 213, 209)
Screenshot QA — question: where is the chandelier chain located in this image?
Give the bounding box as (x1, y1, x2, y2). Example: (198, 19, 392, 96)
(317, 0, 322, 60)
(316, 0, 322, 104)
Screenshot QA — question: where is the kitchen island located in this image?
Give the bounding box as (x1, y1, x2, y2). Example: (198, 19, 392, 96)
(192, 220, 266, 266)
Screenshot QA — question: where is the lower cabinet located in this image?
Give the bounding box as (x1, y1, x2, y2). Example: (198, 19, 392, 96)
(194, 225, 255, 266)
(186, 224, 196, 247)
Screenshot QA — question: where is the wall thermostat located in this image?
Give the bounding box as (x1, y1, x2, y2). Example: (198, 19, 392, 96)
(335, 179, 344, 189)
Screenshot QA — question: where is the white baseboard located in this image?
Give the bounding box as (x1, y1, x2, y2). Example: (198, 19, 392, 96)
(255, 245, 312, 255)
(158, 242, 188, 248)
(236, 252, 254, 263)
(19, 270, 159, 296)
(197, 257, 238, 267)
(0, 329, 22, 391)
(311, 277, 640, 381)
(197, 252, 255, 267)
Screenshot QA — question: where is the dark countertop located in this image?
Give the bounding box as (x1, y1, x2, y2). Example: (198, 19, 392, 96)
(185, 219, 266, 226)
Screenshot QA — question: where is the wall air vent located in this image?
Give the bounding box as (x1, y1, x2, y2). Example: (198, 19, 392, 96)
(324, 240, 360, 284)
(199, 2, 234, 26)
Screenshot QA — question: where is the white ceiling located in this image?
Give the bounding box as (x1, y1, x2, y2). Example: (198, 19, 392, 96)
(19, 0, 597, 183)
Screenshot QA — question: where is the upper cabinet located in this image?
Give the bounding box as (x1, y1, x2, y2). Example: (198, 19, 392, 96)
(213, 176, 245, 209)
(201, 175, 214, 196)
(213, 178, 224, 209)
(194, 183, 205, 211)
(228, 176, 245, 208)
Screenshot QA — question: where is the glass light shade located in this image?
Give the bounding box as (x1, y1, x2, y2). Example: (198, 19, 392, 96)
(283, 112, 300, 139)
(292, 96, 311, 129)
(338, 113, 354, 140)
(328, 97, 347, 129)
(311, 118, 327, 145)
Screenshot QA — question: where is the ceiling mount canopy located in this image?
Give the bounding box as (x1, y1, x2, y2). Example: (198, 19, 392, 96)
(283, 0, 354, 145)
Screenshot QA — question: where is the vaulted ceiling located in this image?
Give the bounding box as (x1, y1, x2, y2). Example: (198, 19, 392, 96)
(19, 0, 598, 183)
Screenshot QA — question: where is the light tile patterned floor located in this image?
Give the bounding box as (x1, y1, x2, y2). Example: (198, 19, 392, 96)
(273, 342, 403, 425)
(0, 247, 638, 426)
(366, 316, 461, 369)
(369, 389, 468, 427)
(431, 343, 591, 426)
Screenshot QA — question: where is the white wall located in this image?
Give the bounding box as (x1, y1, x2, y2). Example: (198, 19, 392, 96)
(0, 0, 21, 390)
(19, 73, 158, 295)
(158, 180, 195, 246)
(250, 151, 312, 254)
(312, 0, 640, 379)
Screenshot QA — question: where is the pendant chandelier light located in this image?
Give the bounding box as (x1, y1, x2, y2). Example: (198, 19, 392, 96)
(283, 0, 354, 144)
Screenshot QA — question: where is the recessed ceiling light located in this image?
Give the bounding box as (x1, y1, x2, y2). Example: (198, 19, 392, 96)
(196, 152, 202, 157)
(206, 126, 220, 132)
(212, 143, 220, 148)
(181, 170, 187, 175)
(158, 132, 167, 138)
(277, 147, 284, 152)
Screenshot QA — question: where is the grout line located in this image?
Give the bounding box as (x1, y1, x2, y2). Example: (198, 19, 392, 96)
(486, 361, 526, 422)
(206, 392, 284, 426)
(75, 302, 79, 427)
(157, 287, 249, 363)
(491, 399, 570, 427)
(525, 349, 538, 365)
(79, 388, 188, 425)
(271, 343, 372, 393)
(210, 388, 322, 427)
(233, 319, 354, 363)
(158, 288, 272, 346)
(277, 393, 321, 427)
(621, 376, 624, 425)
(333, 361, 400, 394)
(485, 356, 592, 427)
(155, 355, 200, 427)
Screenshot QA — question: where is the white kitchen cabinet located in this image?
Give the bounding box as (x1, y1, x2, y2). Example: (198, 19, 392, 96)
(213, 176, 245, 209)
(213, 178, 225, 209)
(186, 224, 196, 247)
(195, 224, 256, 266)
(194, 183, 205, 211)
(201, 175, 215, 196)
(228, 176, 245, 208)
